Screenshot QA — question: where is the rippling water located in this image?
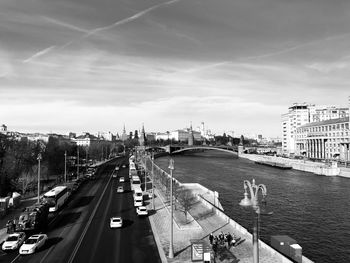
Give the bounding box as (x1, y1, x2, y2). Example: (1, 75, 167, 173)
(155, 152, 350, 263)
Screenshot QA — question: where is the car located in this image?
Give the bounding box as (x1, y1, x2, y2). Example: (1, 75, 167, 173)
(117, 186, 124, 193)
(136, 206, 148, 216)
(19, 234, 48, 255)
(119, 177, 125, 183)
(112, 172, 117, 178)
(115, 166, 120, 171)
(110, 217, 123, 228)
(1, 232, 26, 251)
(122, 164, 126, 168)
(134, 199, 143, 207)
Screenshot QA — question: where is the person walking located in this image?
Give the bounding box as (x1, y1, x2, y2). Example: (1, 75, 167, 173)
(209, 233, 214, 245)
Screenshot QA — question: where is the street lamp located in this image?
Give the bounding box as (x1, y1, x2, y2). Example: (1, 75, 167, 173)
(239, 179, 272, 263)
(64, 151, 67, 183)
(151, 151, 155, 210)
(168, 158, 174, 259)
(37, 153, 42, 203)
(77, 146, 80, 179)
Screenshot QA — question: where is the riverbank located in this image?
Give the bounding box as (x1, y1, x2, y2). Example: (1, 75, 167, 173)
(240, 153, 348, 177)
(140, 157, 314, 263)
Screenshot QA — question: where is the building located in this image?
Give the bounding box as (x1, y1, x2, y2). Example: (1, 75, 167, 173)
(155, 129, 201, 143)
(0, 124, 7, 134)
(74, 133, 99, 147)
(121, 125, 128, 141)
(309, 105, 348, 122)
(282, 103, 311, 156)
(295, 117, 350, 161)
(281, 102, 349, 156)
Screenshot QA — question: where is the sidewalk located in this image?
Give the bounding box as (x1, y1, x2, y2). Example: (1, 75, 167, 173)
(146, 183, 290, 263)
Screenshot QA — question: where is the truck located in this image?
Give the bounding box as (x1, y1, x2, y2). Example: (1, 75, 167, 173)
(14, 202, 49, 234)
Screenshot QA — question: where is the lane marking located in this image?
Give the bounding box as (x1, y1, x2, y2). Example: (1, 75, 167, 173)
(67, 168, 115, 263)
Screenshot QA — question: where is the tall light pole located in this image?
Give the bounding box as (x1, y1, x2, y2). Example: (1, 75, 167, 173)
(239, 179, 271, 263)
(168, 158, 174, 259)
(37, 153, 42, 203)
(64, 151, 67, 183)
(152, 151, 155, 210)
(77, 146, 80, 179)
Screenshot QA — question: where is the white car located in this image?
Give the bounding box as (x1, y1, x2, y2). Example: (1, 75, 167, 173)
(1, 232, 26, 251)
(134, 199, 143, 207)
(119, 177, 125, 183)
(115, 166, 120, 171)
(110, 217, 123, 228)
(117, 186, 124, 193)
(136, 206, 148, 216)
(19, 234, 48, 255)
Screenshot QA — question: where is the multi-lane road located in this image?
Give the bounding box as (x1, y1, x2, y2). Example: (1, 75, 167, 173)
(1, 157, 161, 263)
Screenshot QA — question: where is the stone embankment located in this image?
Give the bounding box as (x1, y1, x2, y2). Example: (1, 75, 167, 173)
(240, 154, 342, 176)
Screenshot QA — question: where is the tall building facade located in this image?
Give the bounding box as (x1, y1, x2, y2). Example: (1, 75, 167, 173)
(295, 117, 350, 161)
(282, 102, 349, 156)
(282, 103, 311, 155)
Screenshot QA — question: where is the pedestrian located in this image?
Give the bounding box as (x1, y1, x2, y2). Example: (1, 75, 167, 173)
(212, 241, 218, 259)
(209, 233, 214, 245)
(226, 233, 232, 248)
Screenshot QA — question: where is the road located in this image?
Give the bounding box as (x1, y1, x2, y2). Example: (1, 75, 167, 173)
(1, 157, 161, 263)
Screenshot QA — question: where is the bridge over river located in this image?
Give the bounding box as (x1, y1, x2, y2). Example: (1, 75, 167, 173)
(144, 144, 239, 157)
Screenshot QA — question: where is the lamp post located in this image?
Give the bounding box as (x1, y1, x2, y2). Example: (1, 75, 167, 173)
(64, 151, 67, 183)
(239, 179, 271, 263)
(37, 153, 42, 203)
(168, 158, 174, 259)
(151, 151, 155, 210)
(77, 146, 80, 179)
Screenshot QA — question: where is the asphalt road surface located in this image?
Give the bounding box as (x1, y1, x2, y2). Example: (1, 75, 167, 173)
(1, 157, 161, 263)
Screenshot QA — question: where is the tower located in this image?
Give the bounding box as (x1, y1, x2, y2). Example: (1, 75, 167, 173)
(188, 122, 194, 146)
(139, 123, 146, 146)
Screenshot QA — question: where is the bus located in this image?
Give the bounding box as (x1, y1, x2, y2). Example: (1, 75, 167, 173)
(43, 186, 70, 212)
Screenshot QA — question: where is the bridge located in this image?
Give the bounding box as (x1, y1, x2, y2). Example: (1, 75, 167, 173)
(144, 144, 239, 157)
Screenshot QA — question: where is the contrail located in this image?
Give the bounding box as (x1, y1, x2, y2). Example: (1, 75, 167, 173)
(42, 16, 90, 33)
(85, 0, 181, 38)
(22, 46, 56, 63)
(20, 0, 182, 63)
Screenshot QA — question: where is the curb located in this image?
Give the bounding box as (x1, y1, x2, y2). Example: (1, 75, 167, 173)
(148, 212, 168, 263)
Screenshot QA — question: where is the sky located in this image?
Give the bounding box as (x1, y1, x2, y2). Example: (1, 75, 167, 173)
(1, 0, 350, 138)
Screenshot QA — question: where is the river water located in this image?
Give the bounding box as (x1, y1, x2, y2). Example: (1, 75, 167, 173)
(155, 152, 350, 263)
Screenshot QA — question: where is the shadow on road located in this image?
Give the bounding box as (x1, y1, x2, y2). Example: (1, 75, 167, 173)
(53, 212, 82, 229)
(71, 196, 95, 208)
(43, 236, 63, 250)
(121, 219, 134, 228)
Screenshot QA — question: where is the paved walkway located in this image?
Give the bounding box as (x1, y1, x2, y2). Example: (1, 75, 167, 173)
(146, 183, 288, 263)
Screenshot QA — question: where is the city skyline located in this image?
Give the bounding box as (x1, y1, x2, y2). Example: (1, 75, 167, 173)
(1, 0, 350, 137)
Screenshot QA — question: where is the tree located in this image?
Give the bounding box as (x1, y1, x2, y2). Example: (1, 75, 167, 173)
(177, 187, 195, 222)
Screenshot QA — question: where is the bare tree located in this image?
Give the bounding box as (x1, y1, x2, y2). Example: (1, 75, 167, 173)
(177, 187, 195, 222)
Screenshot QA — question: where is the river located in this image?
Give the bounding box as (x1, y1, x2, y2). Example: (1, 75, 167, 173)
(155, 152, 350, 263)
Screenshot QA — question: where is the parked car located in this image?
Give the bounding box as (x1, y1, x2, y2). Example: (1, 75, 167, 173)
(19, 234, 48, 255)
(134, 199, 143, 207)
(2, 232, 26, 251)
(136, 206, 148, 216)
(110, 217, 123, 228)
